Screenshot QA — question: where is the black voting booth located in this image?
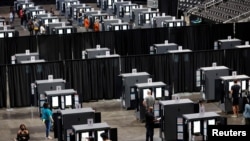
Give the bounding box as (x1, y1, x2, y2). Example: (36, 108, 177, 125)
(119, 72, 150, 110)
(44, 89, 77, 110)
(54, 108, 96, 141)
(182, 112, 221, 141)
(217, 38, 242, 49)
(159, 99, 195, 141)
(35, 78, 66, 116)
(151, 41, 178, 54)
(84, 47, 110, 59)
(135, 81, 168, 122)
(72, 122, 118, 141)
(198, 65, 230, 101)
(14, 52, 40, 64)
(216, 74, 250, 114)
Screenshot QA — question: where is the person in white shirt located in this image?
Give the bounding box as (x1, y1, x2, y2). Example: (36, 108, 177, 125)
(40, 24, 46, 35)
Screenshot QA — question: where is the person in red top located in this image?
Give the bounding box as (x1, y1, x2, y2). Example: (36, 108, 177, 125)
(84, 16, 89, 32)
(19, 7, 24, 25)
(93, 19, 100, 32)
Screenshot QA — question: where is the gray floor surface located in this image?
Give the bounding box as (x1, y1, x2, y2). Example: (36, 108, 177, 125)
(0, 92, 244, 141)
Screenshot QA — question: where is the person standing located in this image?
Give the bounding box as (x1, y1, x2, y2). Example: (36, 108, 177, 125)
(9, 8, 14, 25)
(19, 7, 24, 26)
(230, 80, 241, 118)
(243, 97, 250, 125)
(42, 102, 54, 140)
(145, 107, 155, 141)
(93, 19, 100, 32)
(27, 19, 34, 35)
(84, 15, 89, 32)
(77, 11, 83, 27)
(143, 89, 155, 110)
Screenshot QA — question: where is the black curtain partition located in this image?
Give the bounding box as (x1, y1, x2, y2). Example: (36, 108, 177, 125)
(38, 34, 74, 61)
(158, 0, 178, 17)
(7, 62, 65, 107)
(174, 25, 213, 51)
(0, 36, 37, 64)
(0, 65, 7, 108)
(235, 22, 250, 42)
(210, 23, 234, 42)
(224, 48, 250, 76)
(0, 24, 236, 64)
(64, 58, 120, 102)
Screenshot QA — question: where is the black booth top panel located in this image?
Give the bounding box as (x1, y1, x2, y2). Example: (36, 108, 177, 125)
(35, 79, 66, 84)
(183, 111, 220, 120)
(135, 81, 166, 88)
(72, 122, 110, 132)
(119, 72, 150, 77)
(60, 107, 94, 115)
(159, 98, 193, 106)
(200, 66, 229, 71)
(219, 75, 250, 80)
(44, 89, 76, 96)
(218, 38, 241, 42)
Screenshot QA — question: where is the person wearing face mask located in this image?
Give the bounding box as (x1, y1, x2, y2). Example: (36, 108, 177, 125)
(14, 124, 30, 141)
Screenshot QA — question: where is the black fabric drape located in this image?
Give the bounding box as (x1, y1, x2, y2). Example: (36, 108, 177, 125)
(38, 34, 74, 61)
(224, 48, 250, 76)
(64, 57, 120, 102)
(0, 36, 37, 64)
(210, 23, 234, 42)
(235, 22, 250, 42)
(158, 0, 178, 17)
(7, 62, 64, 107)
(0, 65, 7, 108)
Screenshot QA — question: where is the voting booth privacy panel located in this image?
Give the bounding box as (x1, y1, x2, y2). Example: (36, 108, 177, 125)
(197, 65, 230, 101)
(35, 78, 66, 115)
(119, 71, 150, 110)
(182, 112, 221, 141)
(54, 108, 95, 141)
(159, 99, 195, 141)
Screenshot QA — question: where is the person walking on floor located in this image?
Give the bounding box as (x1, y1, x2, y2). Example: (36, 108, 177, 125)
(84, 15, 89, 32)
(41, 102, 54, 140)
(230, 79, 241, 118)
(243, 97, 250, 125)
(145, 107, 155, 141)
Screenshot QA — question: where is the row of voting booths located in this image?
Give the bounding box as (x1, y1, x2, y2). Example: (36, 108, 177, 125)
(0, 18, 18, 38)
(68, 0, 185, 31)
(33, 75, 118, 141)
(15, 0, 77, 35)
(197, 63, 250, 114)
